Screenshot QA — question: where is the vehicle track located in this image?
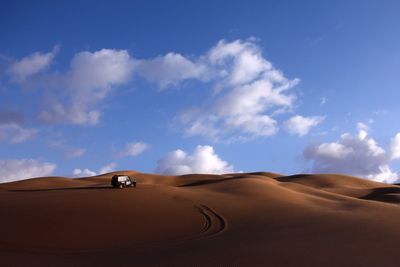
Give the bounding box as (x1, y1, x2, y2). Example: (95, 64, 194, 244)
(194, 204, 226, 238)
(161, 204, 227, 245)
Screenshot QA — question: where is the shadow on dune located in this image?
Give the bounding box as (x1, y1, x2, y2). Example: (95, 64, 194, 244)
(275, 174, 311, 182)
(360, 187, 400, 204)
(8, 185, 114, 192)
(178, 176, 249, 187)
(275, 174, 315, 182)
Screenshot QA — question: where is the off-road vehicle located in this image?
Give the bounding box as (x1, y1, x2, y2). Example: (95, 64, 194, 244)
(111, 175, 136, 188)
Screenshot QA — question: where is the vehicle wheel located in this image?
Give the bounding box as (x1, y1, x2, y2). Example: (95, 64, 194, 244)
(119, 184, 123, 189)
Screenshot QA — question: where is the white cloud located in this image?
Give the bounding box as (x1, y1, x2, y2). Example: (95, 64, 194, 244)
(357, 122, 369, 131)
(135, 53, 207, 88)
(208, 39, 276, 86)
(8, 39, 315, 139)
(356, 122, 371, 140)
(224, 114, 278, 137)
(68, 49, 134, 90)
(54, 39, 297, 140)
(320, 97, 327, 105)
(40, 49, 134, 125)
(72, 162, 117, 177)
(8, 46, 58, 82)
(313, 143, 353, 159)
(284, 115, 325, 136)
(304, 127, 400, 183)
(156, 145, 234, 175)
(72, 168, 97, 177)
(98, 162, 117, 174)
(118, 141, 150, 157)
(0, 123, 38, 143)
(0, 159, 56, 183)
(390, 133, 400, 160)
(0, 111, 37, 145)
(180, 39, 302, 141)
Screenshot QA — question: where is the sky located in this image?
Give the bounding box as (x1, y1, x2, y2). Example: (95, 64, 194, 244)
(1, 0, 400, 183)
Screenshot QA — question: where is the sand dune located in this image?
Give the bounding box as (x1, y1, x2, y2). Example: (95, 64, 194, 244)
(0, 171, 399, 266)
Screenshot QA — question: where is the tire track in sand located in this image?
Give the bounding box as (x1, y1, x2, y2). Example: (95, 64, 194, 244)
(194, 204, 226, 238)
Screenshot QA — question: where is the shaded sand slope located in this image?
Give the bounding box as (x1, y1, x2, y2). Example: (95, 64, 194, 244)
(0, 172, 400, 266)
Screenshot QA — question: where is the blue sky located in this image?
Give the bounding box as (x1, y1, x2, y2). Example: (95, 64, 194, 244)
(1, 0, 400, 183)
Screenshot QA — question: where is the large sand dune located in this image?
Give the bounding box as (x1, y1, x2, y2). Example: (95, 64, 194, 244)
(0, 171, 399, 266)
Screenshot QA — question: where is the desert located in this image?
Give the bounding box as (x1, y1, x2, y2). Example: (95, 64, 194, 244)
(0, 171, 399, 266)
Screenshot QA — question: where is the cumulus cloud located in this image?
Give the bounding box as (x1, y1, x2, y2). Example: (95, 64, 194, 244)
(72, 162, 117, 177)
(37, 47, 199, 126)
(118, 141, 150, 157)
(8, 46, 58, 82)
(0, 159, 56, 183)
(0, 123, 38, 143)
(177, 39, 304, 141)
(72, 168, 97, 177)
(98, 162, 118, 174)
(135, 53, 207, 88)
(390, 133, 400, 160)
(0, 111, 37, 143)
(7, 39, 318, 137)
(32, 39, 306, 140)
(156, 145, 234, 175)
(40, 49, 134, 125)
(304, 127, 400, 183)
(357, 122, 369, 131)
(209, 39, 277, 85)
(284, 115, 325, 136)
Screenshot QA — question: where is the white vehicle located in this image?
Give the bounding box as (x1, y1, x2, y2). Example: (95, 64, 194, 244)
(111, 175, 136, 189)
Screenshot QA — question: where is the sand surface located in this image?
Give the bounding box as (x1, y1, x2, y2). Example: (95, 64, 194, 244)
(0, 171, 399, 266)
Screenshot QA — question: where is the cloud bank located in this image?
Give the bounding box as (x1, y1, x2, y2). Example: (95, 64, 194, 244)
(304, 125, 400, 183)
(6, 39, 322, 142)
(0, 159, 56, 183)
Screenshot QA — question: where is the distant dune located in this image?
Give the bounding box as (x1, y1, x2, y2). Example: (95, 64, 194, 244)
(0, 171, 399, 266)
